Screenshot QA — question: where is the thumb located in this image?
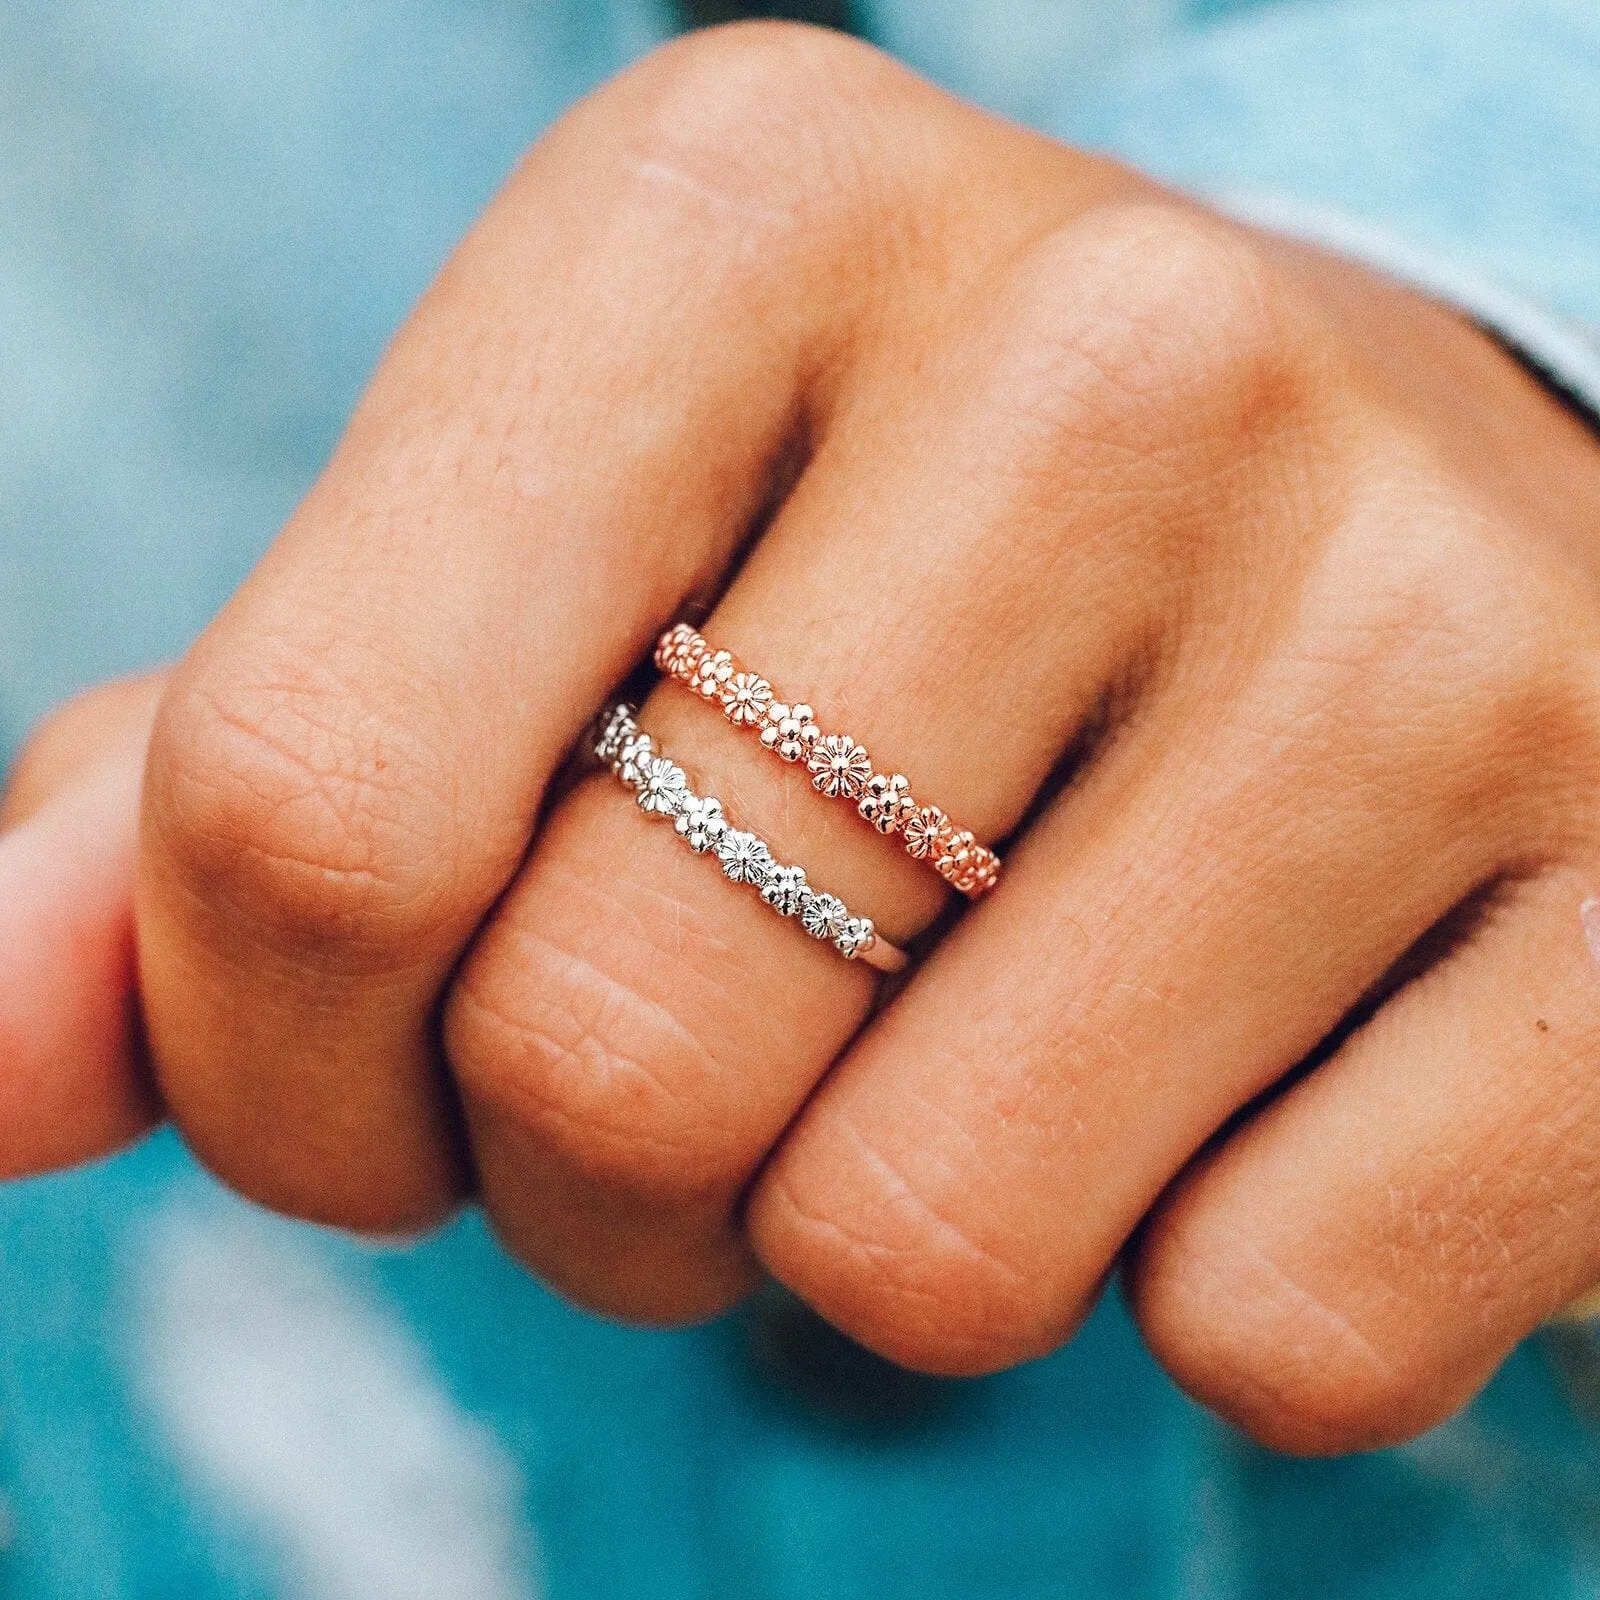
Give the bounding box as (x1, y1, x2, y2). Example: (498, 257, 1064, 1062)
(0, 672, 168, 1178)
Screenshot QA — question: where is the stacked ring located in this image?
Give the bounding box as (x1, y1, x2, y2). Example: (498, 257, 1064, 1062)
(653, 623, 1001, 896)
(594, 703, 908, 975)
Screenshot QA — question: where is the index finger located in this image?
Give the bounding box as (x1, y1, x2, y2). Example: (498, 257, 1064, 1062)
(0, 675, 167, 1178)
(135, 27, 900, 1230)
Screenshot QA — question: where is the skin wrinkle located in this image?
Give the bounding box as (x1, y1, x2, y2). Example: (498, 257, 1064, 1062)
(148, 704, 472, 972)
(824, 1082, 1039, 1252)
(141, 714, 465, 999)
(829, 1117, 1030, 1295)
(1024, 216, 1276, 431)
(152, 771, 412, 953)
(761, 1168, 1049, 1370)
(469, 880, 798, 1098)
(459, 991, 740, 1197)
(621, 29, 869, 204)
(454, 968, 785, 1224)
(460, 931, 722, 1116)
(590, 36, 914, 385)
(524, 839, 756, 978)
(767, 1169, 968, 1310)
(1158, 1216, 1401, 1422)
(176, 603, 491, 797)
(184, 701, 432, 880)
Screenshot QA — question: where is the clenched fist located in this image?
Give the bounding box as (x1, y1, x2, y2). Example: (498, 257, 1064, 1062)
(8, 22, 1600, 1455)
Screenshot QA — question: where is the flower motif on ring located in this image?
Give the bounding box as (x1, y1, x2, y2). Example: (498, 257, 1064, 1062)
(759, 702, 819, 763)
(675, 795, 727, 854)
(761, 864, 811, 917)
(614, 730, 655, 784)
(858, 772, 914, 835)
(834, 917, 877, 961)
(716, 829, 774, 887)
(635, 754, 689, 817)
(902, 804, 953, 861)
(721, 672, 773, 728)
(935, 828, 978, 884)
(670, 629, 707, 682)
(940, 837, 1000, 895)
(808, 734, 872, 800)
(654, 624, 697, 676)
(692, 648, 735, 700)
(965, 850, 1002, 895)
(595, 703, 637, 764)
(801, 892, 848, 942)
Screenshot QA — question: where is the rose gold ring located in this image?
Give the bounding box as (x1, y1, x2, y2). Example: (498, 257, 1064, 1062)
(653, 623, 1002, 897)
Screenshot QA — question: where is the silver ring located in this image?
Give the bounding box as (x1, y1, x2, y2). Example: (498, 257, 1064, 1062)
(595, 704, 909, 975)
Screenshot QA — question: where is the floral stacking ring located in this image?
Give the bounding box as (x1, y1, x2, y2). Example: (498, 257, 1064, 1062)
(594, 704, 909, 974)
(653, 624, 1002, 896)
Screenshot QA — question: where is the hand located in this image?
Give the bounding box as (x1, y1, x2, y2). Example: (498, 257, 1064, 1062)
(9, 22, 1600, 1455)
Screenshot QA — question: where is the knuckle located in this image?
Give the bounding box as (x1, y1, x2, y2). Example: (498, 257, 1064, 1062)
(1009, 202, 1339, 465)
(1302, 486, 1599, 818)
(1450, 559, 1600, 790)
(592, 22, 898, 254)
(145, 649, 466, 967)
(753, 1140, 1071, 1377)
(1132, 1212, 1432, 1456)
(447, 930, 750, 1214)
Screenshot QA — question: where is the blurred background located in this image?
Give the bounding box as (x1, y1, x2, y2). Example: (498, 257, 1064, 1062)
(3, 0, 1600, 1594)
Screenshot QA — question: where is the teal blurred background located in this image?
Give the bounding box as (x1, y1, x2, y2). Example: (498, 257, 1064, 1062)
(3, 1, 1600, 1594)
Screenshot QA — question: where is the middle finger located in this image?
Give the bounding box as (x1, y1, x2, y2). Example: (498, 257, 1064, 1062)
(443, 204, 1291, 1322)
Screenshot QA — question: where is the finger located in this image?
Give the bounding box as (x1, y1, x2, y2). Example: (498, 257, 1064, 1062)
(440, 202, 1293, 1323)
(0, 676, 165, 1175)
(137, 26, 950, 1231)
(2, 675, 166, 830)
(743, 414, 1552, 1373)
(1127, 866, 1600, 1454)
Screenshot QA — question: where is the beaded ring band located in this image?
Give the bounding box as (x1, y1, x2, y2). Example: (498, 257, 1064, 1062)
(594, 704, 908, 975)
(653, 624, 1001, 897)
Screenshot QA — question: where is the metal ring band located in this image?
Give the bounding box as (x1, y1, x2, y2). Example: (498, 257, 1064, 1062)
(594, 704, 909, 975)
(653, 624, 1002, 897)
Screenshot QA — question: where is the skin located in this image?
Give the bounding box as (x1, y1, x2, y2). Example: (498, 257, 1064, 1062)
(7, 23, 1600, 1455)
